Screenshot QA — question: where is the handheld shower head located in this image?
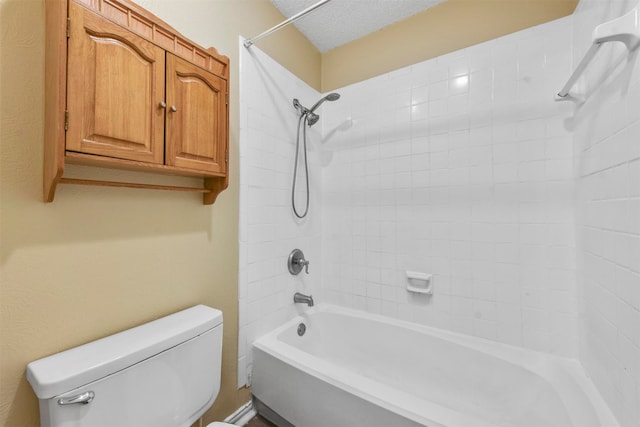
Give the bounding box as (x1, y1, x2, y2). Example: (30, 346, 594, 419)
(306, 93, 340, 126)
(292, 93, 340, 127)
(308, 92, 341, 114)
(290, 92, 340, 219)
(306, 112, 320, 127)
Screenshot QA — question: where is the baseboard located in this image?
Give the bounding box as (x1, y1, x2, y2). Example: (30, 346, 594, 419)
(225, 400, 257, 426)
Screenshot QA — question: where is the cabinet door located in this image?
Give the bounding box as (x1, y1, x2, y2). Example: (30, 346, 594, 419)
(165, 54, 228, 174)
(66, 2, 165, 164)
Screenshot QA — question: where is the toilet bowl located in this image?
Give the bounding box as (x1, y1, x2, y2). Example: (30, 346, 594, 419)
(26, 305, 229, 427)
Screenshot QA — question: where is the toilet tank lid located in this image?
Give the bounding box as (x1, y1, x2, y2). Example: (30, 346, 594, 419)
(26, 305, 222, 399)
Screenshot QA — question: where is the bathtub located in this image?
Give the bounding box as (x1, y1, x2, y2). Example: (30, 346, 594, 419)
(251, 305, 618, 427)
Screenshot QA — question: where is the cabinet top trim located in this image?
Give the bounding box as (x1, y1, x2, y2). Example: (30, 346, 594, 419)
(72, 0, 229, 79)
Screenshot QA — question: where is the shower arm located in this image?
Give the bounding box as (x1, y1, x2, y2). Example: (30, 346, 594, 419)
(244, 0, 332, 48)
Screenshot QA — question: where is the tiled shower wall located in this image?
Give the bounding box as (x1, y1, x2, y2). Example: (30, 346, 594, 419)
(239, 3, 640, 422)
(572, 0, 640, 424)
(238, 42, 323, 387)
(321, 17, 578, 357)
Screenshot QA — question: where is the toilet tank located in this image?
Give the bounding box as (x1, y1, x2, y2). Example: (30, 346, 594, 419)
(26, 305, 223, 427)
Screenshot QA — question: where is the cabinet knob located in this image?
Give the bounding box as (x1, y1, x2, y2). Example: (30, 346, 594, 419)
(170, 105, 177, 112)
(159, 101, 167, 109)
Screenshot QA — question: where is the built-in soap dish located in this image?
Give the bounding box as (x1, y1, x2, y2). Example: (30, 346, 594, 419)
(406, 271, 433, 295)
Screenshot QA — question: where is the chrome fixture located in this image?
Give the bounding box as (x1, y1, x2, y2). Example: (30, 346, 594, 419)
(288, 249, 309, 275)
(57, 391, 94, 406)
(244, 0, 332, 48)
(292, 98, 308, 114)
(294, 292, 314, 307)
(297, 323, 307, 336)
(291, 93, 340, 218)
(293, 93, 340, 128)
(306, 92, 341, 126)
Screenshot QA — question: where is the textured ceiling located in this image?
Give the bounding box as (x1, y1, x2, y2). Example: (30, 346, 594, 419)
(270, 0, 447, 52)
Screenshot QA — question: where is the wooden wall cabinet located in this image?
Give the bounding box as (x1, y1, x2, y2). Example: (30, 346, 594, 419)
(44, 0, 230, 205)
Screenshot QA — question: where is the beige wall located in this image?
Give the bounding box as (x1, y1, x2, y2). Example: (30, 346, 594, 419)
(0, 0, 318, 426)
(321, 0, 578, 91)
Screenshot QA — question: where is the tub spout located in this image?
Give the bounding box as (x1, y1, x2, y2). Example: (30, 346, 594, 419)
(294, 292, 314, 307)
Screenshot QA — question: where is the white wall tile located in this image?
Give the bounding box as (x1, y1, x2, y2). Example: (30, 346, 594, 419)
(572, 0, 640, 423)
(240, 5, 637, 423)
(238, 40, 323, 387)
(319, 17, 577, 358)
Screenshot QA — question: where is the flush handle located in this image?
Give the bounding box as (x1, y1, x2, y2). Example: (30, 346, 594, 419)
(58, 391, 94, 406)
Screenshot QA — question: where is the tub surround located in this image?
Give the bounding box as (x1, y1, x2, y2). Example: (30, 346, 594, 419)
(572, 0, 640, 424)
(240, 1, 640, 425)
(322, 15, 576, 355)
(238, 37, 325, 388)
(239, 14, 578, 386)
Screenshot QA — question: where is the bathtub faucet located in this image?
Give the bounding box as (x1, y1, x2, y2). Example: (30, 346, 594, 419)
(294, 292, 314, 307)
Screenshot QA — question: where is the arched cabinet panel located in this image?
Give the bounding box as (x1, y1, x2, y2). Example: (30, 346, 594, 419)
(166, 54, 227, 174)
(67, 2, 165, 163)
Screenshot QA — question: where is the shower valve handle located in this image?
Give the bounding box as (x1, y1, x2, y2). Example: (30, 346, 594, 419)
(298, 258, 310, 274)
(288, 249, 309, 275)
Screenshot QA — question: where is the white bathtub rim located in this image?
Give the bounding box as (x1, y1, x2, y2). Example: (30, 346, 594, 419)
(253, 303, 619, 427)
(254, 336, 484, 427)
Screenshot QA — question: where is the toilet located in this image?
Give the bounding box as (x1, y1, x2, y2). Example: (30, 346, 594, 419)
(26, 305, 235, 427)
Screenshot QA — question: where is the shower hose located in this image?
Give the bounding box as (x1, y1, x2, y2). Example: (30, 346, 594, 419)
(292, 112, 310, 219)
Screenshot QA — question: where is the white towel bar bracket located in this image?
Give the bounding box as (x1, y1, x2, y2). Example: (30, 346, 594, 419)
(556, 5, 640, 100)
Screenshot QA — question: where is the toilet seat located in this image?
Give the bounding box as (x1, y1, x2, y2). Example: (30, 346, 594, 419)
(206, 423, 236, 426)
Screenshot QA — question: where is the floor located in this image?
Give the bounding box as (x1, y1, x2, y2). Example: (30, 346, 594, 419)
(245, 414, 276, 427)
